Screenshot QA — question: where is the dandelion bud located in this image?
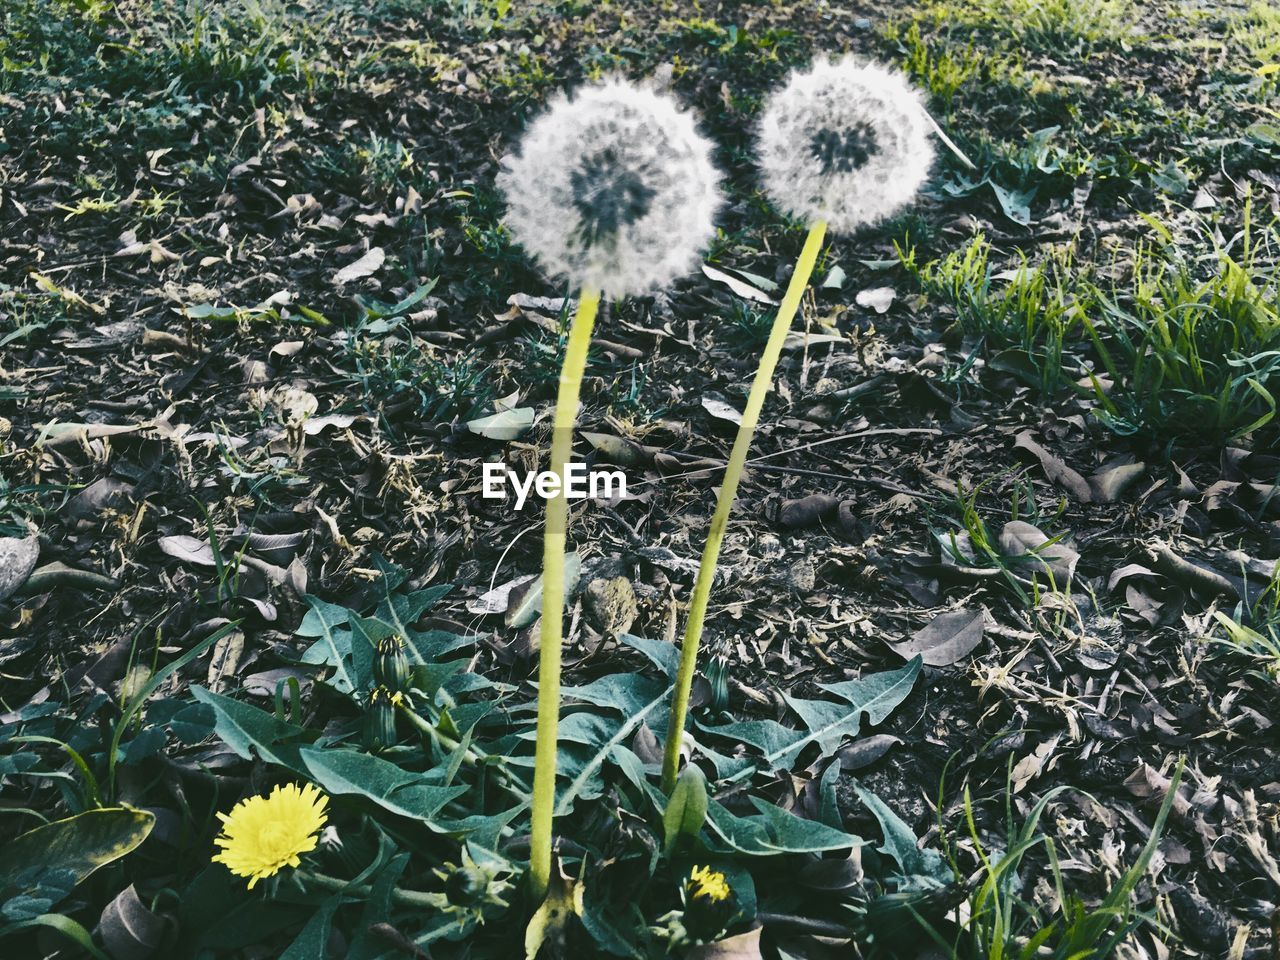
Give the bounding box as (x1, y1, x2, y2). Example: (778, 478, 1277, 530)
(433, 848, 513, 919)
(757, 56, 934, 233)
(444, 864, 490, 907)
(363, 686, 397, 751)
(683, 865, 736, 941)
(373, 634, 411, 693)
(498, 77, 722, 298)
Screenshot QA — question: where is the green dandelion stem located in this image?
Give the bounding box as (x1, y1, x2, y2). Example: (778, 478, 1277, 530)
(292, 869, 436, 909)
(395, 702, 530, 795)
(661, 220, 828, 794)
(529, 286, 601, 900)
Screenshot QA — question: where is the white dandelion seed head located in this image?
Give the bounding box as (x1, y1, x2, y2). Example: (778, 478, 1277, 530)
(497, 77, 722, 299)
(757, 56, 935, 234)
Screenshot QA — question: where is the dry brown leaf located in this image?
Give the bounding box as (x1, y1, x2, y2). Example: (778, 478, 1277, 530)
(1011, 735, 1060, 793)
(778, 493, 841, 529)
(701, 264, 776, 304)
(1014, 431, 1092, 502)
(1125, 762, 1191, 816)
(158, 535, 217, 567)
(36, 422, 145, 448)
(24, 562, 118, 593)
(66, 478, 135, 521)
(207, 629, 245, 693)
(468, 574, 537, 616)
(835, 734, 901, 771)
(1089, 461, 1146, 502)
(702, 394, 743, 426)
(98, 883, 167, 960)
(999, 520, 1078, 586)
(889, 608, 985, 666)
(332, 246, 385, 285)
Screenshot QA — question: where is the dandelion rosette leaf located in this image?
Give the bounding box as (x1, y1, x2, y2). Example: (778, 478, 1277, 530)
(757, 56, 935, 233)
(498, 77, 721, 298)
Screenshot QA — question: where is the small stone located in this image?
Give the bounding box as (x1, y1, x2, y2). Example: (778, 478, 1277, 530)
(0, 532, 39, 602)
(584, 576, 638, 637)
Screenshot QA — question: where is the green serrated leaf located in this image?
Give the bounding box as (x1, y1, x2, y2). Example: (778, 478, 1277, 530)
(109, 622, 241, 795)
(388, 279, 440, 316)
(371, 555, 410, 592)
(1151, 159, 1190, 195)
(345, 852, 411, 960)
(376, 584, 452, 647)
(299, 747, 466, 822)
(349, 612, 395, 692)
(701, 659, 921, 774)
(192, 687, 308, 769)
(705, 798, 862, 856)
(436, 804, 528, 848)
(618, 633, 679, 677)
(298, 596, 355, 693)
(278, 898, 338, 960)
(554, 671, 672, 816)
(990, 180, 1035, 225)
(404, 628, 475, 664)
(851, 782, 948, 890)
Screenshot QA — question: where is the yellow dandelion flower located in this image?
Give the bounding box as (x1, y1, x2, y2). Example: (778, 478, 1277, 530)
(686, 865, 731, 904)
(212, 783, 329, 889)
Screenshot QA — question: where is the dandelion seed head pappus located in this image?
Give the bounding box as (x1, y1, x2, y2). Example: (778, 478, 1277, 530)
(757, 57, 934, 233)
(498, 77, 722, 298)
